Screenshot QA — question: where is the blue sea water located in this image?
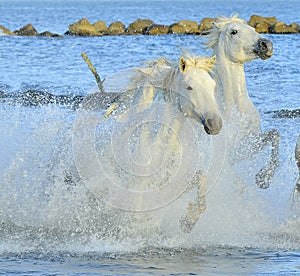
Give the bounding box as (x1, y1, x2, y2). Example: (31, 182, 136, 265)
(0, 0, 300, 275)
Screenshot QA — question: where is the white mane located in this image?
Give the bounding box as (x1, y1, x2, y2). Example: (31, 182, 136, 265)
(180, 49, 215, 72)
(205, 13, 247, 49)
(126, 57, 178, 94)
(128, 53, 215, 94)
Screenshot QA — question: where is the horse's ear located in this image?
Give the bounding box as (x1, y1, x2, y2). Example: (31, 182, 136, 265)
(179, 57, 186, 72)
(211, 55, 216, 65)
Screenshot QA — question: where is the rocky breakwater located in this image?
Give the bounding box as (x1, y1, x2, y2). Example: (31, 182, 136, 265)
(0, 23, 62, 37)
(0, 15, 299, 37)
(248, 15, 300, 34)
(63, 15, 300, 36)
(64, 17, 220, 36)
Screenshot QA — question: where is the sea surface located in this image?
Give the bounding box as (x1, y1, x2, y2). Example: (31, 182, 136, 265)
(0, 0, 300, 275)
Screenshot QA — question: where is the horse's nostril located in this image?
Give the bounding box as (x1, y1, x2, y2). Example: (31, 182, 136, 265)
(260, 40, 267, 50)
(204, 125, 211, 134)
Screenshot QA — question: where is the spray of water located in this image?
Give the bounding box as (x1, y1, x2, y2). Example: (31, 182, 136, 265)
(0, 80, 299, 255)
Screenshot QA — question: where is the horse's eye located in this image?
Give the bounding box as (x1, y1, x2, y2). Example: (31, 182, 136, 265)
(186, 85, 193, 90)
(231, 29, 238, 35)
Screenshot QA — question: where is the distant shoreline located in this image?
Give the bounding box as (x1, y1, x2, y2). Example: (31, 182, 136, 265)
(0, 14, 299, 38)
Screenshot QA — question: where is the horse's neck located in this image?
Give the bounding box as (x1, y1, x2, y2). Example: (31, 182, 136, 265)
(215, 53, 261, 134)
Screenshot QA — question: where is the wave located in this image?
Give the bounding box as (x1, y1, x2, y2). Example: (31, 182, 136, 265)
(0, 89, 84, 109)
(1, 89, 300, 121)
(266, 109, 300, 119)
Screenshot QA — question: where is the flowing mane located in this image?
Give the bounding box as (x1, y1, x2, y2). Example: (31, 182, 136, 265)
(205, 13, 247, 49)
(180, 49, 215, 72)
(128, 52, 215, 93)
(126, 57, 179, 93)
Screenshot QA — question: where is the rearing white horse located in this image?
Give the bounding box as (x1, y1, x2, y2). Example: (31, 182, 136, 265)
(206, 14, 280, 189)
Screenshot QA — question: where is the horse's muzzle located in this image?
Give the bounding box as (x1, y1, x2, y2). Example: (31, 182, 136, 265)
(254, 38, 273, 60)
(203, 115, 222, 135)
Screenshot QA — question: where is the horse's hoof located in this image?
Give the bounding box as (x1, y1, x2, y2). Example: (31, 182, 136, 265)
(256, 178, 270, 189)
(255, 164, 274, 189)
(255, 166, 273, 189)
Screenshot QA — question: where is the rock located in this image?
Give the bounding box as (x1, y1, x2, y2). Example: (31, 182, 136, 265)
(107, 21, 125, 35)
(248, 15, 277, 33)
(248, 15, 277, 27)
(93, 20, 107, 35)
(169, 20, 199, 34)
(144, 24, 169, 35)
(0, 25, 13, 35)
(39, 31, 62, 37)
(198, 17, 215, 34)
(270, 21, 300, 34)
(291, 23, 300, 32)
(68, 18, 97, 36)
(169, 23, 186, 34)
(255, 22, 269, 33)
(126, 18, 154, 34)
(14, 24, 39, 36)
(177, 20, 199, 34)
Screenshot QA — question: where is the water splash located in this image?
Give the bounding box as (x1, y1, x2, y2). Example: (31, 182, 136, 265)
(0, 97, 299, 255)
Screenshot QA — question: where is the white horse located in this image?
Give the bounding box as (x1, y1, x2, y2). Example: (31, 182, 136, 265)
(85, 54, 222, 231)
(205, 14, 280, 189)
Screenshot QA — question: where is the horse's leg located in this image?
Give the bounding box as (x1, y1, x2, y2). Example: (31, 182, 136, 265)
(179, 172, 207, 233)
(130, 85, 157, 173)
(255, 129, 280, 189)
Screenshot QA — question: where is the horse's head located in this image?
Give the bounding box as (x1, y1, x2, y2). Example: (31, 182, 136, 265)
(178, 55, 222, 135)
(127, 55, 222, 135)
(206, 14, 273, 63)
